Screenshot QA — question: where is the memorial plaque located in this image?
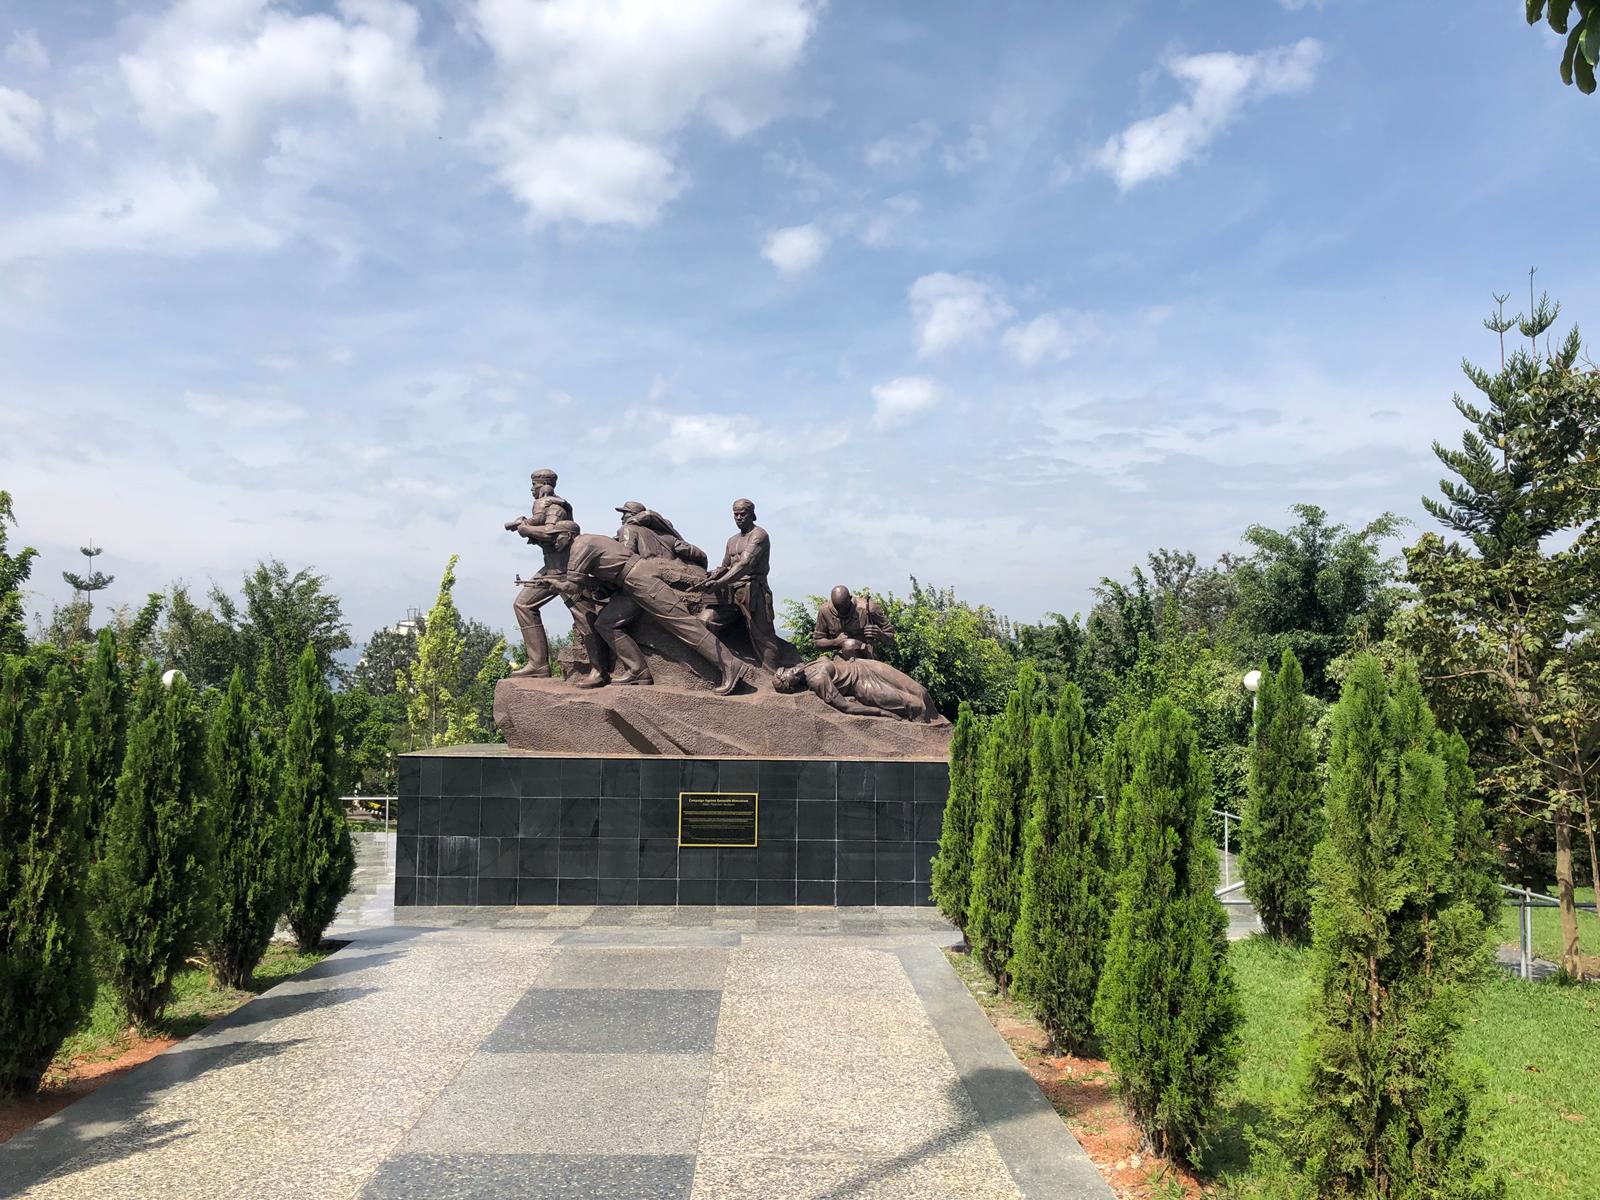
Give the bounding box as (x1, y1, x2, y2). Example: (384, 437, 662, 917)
(679, 792, 758, 848)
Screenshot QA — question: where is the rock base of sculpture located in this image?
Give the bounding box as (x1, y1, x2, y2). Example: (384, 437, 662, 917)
(493, 674, 952, 758)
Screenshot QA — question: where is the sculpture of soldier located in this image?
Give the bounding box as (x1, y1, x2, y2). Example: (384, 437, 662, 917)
(772, 656, 944, 723)
(691, 498, 795, 671)
(553, 533, 749, 695)
(504, 468, 579, 677)
(812, 585, 894, 660)
(613, 501, 708, 571)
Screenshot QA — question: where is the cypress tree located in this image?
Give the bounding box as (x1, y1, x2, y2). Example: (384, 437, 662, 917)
(1011, 683, 1106, 1055)
(1093, 696, 1239, 1162)
(76, 628, 126, 850)
(1239, 649, 1320, 943)
(966, 662, 1045, 990)
(206, 668, 283, 989)
(1100, 711, 1142, 865)
(279, 644, 354, 951)
(931, 703, 983, 931)
(91, 667, 213, 1027)
(1296, 654, 1498, 1198)
(0, 654, 93, 1097)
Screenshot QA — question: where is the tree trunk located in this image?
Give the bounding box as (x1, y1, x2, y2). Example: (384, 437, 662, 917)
(1555, 811, 1582, 979)
(1582, 789, 1600, 914)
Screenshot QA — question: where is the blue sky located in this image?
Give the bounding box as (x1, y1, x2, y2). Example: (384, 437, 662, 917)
(2, 0, 1596, 647)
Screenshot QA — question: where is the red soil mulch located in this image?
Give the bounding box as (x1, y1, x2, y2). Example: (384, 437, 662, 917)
(0, 1032, 178, 1146)
(947, 948, 1208, 1199)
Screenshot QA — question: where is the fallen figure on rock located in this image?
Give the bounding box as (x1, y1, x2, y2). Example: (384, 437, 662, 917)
(772, 652, 946, 724)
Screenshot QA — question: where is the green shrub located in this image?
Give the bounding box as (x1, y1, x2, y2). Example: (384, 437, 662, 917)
(931, 703, 983, 931)
(1295, 654, 1500, 1198)
(279, 644, 354, 951)
(1011, 683, 1107, 1055)
(91, 667, 214, 1028)
(76, 628, 126, 850)
(0, 653, 94, 1096)
(1239, 649, 1320, 944)
(966, 661, 1046, 990)
(1093, 696, 1239, 1162)
(206, 668, 282, 989)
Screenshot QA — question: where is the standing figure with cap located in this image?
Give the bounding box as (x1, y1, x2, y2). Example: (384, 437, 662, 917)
(504, 468, 579, 678)
(812, 586, 894, 660)
(691, 498, 793, 671)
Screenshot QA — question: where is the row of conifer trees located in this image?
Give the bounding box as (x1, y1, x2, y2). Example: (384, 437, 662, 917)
(0, 631, 355, 1098)
(931, 651, 1503, 1191)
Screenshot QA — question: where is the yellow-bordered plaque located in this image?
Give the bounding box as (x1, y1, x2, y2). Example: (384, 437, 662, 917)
(678, 792, 758, 848)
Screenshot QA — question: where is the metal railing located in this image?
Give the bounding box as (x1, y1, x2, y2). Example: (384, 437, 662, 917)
(1213, 809, 1240, 889)
(343, 795, 398, 833)
(1499, 884, 1600, 980)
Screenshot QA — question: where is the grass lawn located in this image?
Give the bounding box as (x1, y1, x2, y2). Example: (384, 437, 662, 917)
(51, 942, 330, 1069)
(1226, 937, 1600, 1200)
(1496, 886, 1599, 966)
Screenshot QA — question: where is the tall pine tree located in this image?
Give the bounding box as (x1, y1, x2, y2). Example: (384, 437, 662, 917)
(92, 667, 214, 1027)
(1296, 654, 1498, 1197)
(206, 668, 283, 988)
(0, 654, 93, 1096)
(1093, 697, 1239, 1162)
(76, 628, 126, 850)
(279, 644, 354, 951)
(1239, 649, 1320, 943)
(1011, 683, 1107, 1055)
(966, 661, 1045, 990)
(931, 703, 983, 931)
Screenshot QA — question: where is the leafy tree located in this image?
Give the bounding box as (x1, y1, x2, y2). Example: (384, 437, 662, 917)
(967, 661, 1046, 990)
(353, 619, 420, 695)
(400, 557, 482, 748)
(160, 559, 351, 709)
(1295, 655, 1499, 1197)
(279, 644, 354, 951)
(1093, 696, 1238, 1162)
(1011, 683, 1106, 1055)
(53, 541, 115, 645)
(91, 667, 214, 1027)
(1401, 289, 1599, 972)
(1527, 1, 1599, 93)
(0, 653, 93, 1096)
(1239, 649, 1320, 944)
(781, 578, 1018, 717)
(1232, 504, 1402, 699)
(206, 668, 282, 989)
(931, 703, 983, 931)
(0, 490, 36, 658)
(76, 629, 127, 848)
(334, 686, 406, 795)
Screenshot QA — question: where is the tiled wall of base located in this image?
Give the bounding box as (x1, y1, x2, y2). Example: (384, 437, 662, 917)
(394, 755, 949, 907)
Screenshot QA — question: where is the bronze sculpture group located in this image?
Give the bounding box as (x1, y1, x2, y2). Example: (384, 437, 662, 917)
(503, 469, 941, 723)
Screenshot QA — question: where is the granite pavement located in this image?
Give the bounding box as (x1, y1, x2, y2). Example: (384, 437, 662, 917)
(0, 836, 1113, 1200)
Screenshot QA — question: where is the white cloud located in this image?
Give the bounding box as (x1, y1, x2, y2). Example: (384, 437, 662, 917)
(942, 126, 989, 172)
(471, 0, 820, 226)
(761, 223, 827, 275)
(864, 120, 937, 170)
(907, 272, 1014, 357)
(0, 86, 45, 162)
(0, 162, 280, 261)
(185, 389, 306, 426)
(1095, 38, 1323, 190)
(1002, 311, 1092, 367)
(120, 0, 441, 150)
(859, 194, 920, 247)
(870, 376, 938, 429)
(5, 30, 50, 72)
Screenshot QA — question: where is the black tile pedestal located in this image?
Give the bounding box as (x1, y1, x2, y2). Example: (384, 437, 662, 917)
(395, 749, 948, 907)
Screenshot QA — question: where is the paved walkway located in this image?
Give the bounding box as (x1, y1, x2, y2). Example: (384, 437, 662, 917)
(1, 839, 1111, 1199)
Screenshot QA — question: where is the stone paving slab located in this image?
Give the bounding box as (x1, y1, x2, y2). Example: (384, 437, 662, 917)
(3, 892, 1112, 1200)
(361, 1153, 697, 1200)
(404, 1053, 712, 1155)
